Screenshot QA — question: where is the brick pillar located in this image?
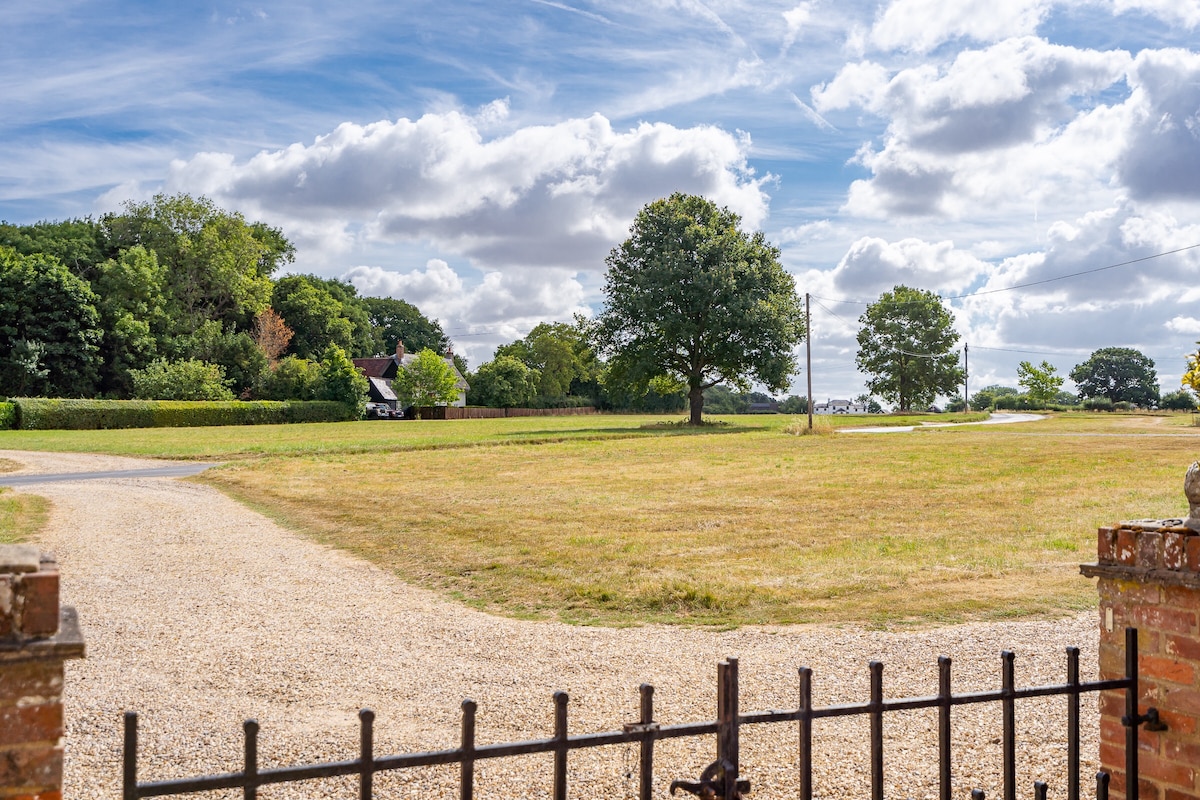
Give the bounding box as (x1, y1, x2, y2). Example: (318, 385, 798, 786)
(1081, 463, 1200, 800)
(0, 545, 85, 800)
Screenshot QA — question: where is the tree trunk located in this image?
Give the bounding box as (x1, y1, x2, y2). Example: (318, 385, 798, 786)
(688, 384, 704, 425)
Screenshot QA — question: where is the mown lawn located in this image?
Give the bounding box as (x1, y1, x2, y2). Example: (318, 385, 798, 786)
(5, 411, 1197, 627)
(197, 413, 1200, 628)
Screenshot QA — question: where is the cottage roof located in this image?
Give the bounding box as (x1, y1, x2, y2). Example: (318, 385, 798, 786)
(367, 376, 397, 402)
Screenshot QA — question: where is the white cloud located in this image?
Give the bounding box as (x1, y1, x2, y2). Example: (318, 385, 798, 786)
(1112, 0, 1200, 28)
(343, 260, 590, 367)
(1116, 48, 1200, 200)
(781, 3, 814, 54)
(814, 38, 1132, 218)
(1166, 316, 1200, 334)
(868, 0, 1046, 53)
(164, 107, 768, 273)
(829, 236, 987, 296)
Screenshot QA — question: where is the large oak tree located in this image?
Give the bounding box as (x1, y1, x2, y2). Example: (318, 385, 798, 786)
(594, 193, 805, 425)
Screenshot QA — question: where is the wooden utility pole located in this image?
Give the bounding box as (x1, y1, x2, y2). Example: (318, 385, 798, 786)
(806, 293, 813, 431)
(964, 343, 970, 411)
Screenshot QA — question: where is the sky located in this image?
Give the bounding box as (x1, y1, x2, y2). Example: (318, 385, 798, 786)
(5, 0, 1200, 404)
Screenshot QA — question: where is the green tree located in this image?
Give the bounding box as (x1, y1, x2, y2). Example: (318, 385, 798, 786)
(1016, 360, 1064, 407)
(1070, 347, 1159, 407)
(315, 344, 368, 417)
(272, 275, 356, 360)
(129, 358, 234, 400)
(360, 296, 448, 356)
(970, 384, 1017, 410)
(177, 320, 268, 397)
(855, 285, 963, 412)
(1160, 388, 1197, 411)
(102, 193, 293, 331)
(702, 385, 750, 414)
(0, 247, 102, 397)
(594, 193, 805, 425)
(392, 348, 460, 416)
(495, 320, 601, 399)
(0, 218, 111, 279)
(469, 355, 541, 407)
(254, 355, 321, 401)
(778, 394, 809, 414)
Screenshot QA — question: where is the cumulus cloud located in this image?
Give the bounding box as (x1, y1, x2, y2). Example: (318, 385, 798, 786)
(813, 38, 1132, 218)
(829, 236, 988, 296)
(1116, 49, 1200, 200)
(164, 104, 768, 273)
(868, 0, 1046, 53)
(781, 2, 814, 54)
(1112, 0, 1200, 28)
(343, 260, 591, 367)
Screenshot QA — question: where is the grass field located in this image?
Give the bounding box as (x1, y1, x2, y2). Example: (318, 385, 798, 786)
(5, 411, 1198, 627)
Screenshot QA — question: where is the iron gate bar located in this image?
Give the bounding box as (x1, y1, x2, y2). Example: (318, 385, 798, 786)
(1003, 651, 1016, 800)
(123, 631, 1154, 800)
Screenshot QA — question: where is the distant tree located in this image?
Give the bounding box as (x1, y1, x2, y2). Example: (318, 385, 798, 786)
(392, 348, 460, 416)
(1160, 388, 1197, 411)
(702, 385, 750, 414)
(970, 384, 1017, 410)
(1016, 360, 1064, 406)
(778, 394, 809, 414)
(856, 285, 963, 412)
(129, 358, 234, 401)
(315, 344, 368, 417)
(1070, 347, 1159, 407)
(1053, 390, 1079, 406)
(0, 247, 102, 397)
(470, 355, 541, 408)
(360, 296, 448, 356)
(0, 218, 111, 280)
(853, 393, 884, 414)
(90, 245, 171, 396)
(594, 193, 805, 425)
(495, 320, 601, 400)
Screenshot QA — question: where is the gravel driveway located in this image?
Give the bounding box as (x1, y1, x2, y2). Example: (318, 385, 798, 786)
(1, 450, 1100, 799)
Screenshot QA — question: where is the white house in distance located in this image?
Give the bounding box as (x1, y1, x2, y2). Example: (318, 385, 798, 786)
(353, 343, 470, 408)
(813, 398, 868, 414)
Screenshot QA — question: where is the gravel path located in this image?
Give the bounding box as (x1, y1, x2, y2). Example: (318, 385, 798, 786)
(1, 449, 1100, 799)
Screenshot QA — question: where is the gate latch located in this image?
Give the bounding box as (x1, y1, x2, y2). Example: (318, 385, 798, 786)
(1122, 707, 1168, 732)
(670, 759, 750, 800)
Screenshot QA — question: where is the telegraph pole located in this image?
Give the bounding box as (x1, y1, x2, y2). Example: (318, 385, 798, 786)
(806, 293, 813, 431)
(964, 343, 970, 412)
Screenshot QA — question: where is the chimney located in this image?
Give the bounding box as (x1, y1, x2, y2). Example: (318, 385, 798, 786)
(395, 341, 405, 360)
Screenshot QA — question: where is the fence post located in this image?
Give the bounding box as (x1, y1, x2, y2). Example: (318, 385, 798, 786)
(0, 545, 85, 799)
(1081, 461, 1200, 800)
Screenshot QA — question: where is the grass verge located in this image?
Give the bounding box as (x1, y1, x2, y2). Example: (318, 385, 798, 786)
(0, 489, 49, 545)
(198, 414, 1200, 628)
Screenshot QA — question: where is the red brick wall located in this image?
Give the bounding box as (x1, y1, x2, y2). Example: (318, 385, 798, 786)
(0, 547, 81, 800)
(1091, 524, 1200, 800)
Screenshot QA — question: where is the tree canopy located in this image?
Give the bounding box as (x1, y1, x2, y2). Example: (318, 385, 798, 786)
(469, 355, 541, 408)
(594, 193, 805, 425)
(1069, 347, 1160, 407)
(855, 285, 963, 412)
(392, 348, 461, 416)
(1016, 360, 1064, 406)
(0, 196, 451, 404)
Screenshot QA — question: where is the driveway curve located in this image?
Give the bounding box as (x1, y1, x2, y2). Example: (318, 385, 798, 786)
(839, 412, 1045, 433)
(1, 449, 1097, 798)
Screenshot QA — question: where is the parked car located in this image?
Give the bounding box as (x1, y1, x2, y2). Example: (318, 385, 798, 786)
(364, 402, 401, 419)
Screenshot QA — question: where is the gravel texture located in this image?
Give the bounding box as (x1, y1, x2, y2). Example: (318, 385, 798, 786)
(1, 450, 1100, 799)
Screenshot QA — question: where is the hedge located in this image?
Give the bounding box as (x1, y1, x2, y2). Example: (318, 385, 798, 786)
(10, 398, 358, 430)
(0, 403, 15, 430)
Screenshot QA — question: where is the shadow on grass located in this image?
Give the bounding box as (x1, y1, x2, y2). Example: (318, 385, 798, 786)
(498, 424, 756, 438)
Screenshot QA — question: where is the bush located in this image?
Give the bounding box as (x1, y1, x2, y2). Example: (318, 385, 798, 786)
(0, 402, 15, 430)
(11, 398, 355, 429)
(1113, 401, 1133, 411)
(1082, 397, 1114, 411)
(1160, 389, 1198, 411)
(130, 359, 235, 401)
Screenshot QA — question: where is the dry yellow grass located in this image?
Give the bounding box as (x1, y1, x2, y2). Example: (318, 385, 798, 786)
(201, 417, 1200, 628)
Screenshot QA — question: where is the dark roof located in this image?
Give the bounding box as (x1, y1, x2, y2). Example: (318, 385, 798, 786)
(366, 376, 397, 402)
(352, 357, 398, 379)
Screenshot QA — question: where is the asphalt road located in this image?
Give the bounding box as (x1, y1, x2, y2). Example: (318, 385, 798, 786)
(0, 462, 217, 486)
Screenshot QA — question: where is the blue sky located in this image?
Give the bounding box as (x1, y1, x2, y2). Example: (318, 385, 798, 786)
(6, 0, 1200, 402)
